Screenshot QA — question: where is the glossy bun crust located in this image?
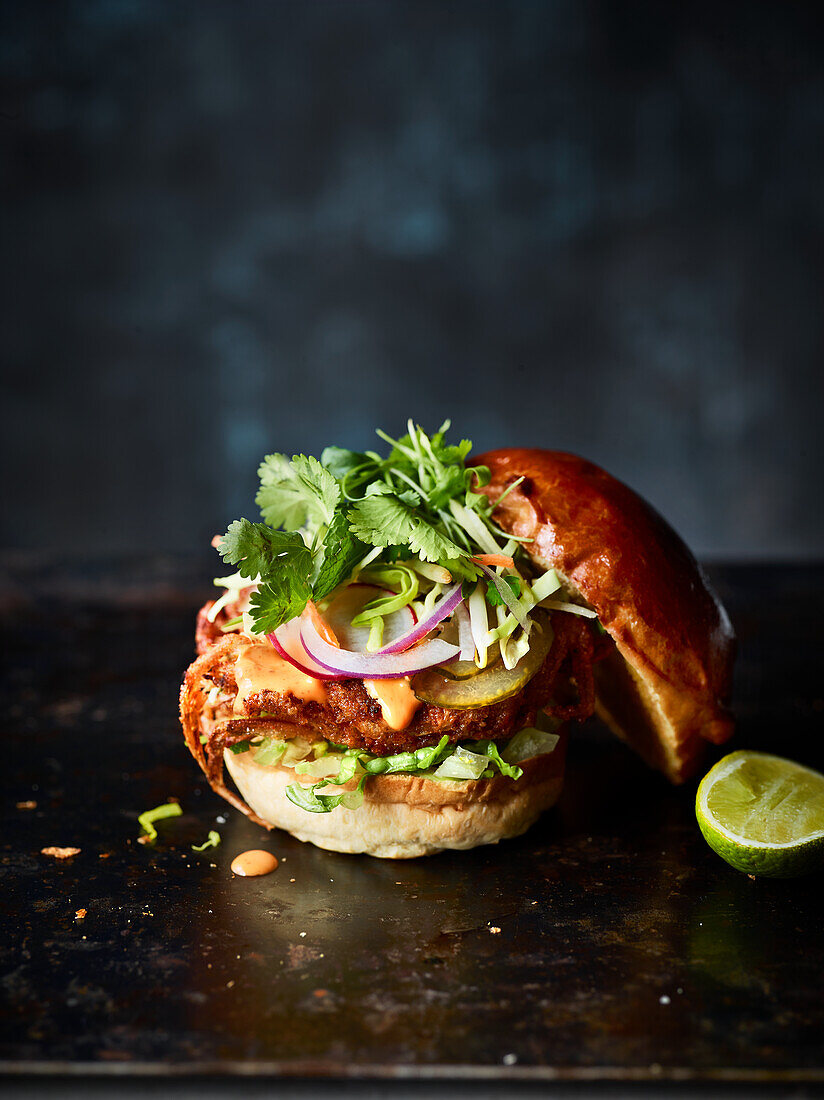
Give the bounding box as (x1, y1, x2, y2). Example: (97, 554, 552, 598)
(474, 449, 735, 783)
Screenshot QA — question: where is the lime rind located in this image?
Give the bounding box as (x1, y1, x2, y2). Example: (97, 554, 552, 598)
(696, 750, 824, 878)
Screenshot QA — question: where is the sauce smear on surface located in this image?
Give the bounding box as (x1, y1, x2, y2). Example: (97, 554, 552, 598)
(364, 677, 422, 731)
(234, 643, 327, 713)
(231, 849, 278, 877)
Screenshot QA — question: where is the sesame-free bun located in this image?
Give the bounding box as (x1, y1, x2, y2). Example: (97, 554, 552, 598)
(474, 449, 735, 783)
(223, 730, 567, 859)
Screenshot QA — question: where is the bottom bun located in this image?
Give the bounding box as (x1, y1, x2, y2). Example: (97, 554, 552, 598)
(224, 728, 568, 859)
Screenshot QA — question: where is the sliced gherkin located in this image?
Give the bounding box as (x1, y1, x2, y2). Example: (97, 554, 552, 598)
(413, 617, 554, 709)
(435, 658, 495, 681)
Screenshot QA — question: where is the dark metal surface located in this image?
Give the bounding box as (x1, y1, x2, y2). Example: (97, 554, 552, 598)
(1, 555, 823, 1081)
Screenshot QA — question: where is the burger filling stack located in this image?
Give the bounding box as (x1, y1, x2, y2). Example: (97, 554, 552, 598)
(181, 421, 734, 858)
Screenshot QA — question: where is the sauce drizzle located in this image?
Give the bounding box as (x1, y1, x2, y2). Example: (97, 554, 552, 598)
(234, 643, 327, 713)
(364, 677, 422, 731)
(230, 850, 278, 877)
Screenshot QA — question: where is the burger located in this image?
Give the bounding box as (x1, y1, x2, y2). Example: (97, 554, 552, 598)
(180, 421, 735, 858)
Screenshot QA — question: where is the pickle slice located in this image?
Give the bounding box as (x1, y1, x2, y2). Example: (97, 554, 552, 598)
(435, 659, 491, 681)
(413, 618, 554, 709)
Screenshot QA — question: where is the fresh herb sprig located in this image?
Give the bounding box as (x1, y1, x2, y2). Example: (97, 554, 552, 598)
(218, 419, 516, 635)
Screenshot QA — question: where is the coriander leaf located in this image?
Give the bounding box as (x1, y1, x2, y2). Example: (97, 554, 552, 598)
(256, 453, 341, 531)
(468, 463, 491, 488)
(420, 427, 472, 471)
(349, 494, 466, 564)
(219, 519, 311, 581)
(291, 454, 340, 524)
(410, 516, 468, 564)
(312, 507, 366, 601)
(321, 446, 370, 479)
(349, 494, 411, 546)
(248, 570, 313, 633)
(464, 490, 490, 512)
(427, 465, 467, 510)
(383, 544, 414, 562)
(486, 575, 522, 607)
(256, 453, 306, 530)
(396, 488, 421, 508)
(363, 482, 393, 497)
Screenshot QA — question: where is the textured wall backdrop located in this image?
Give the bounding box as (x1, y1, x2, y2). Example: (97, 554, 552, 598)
(2, 0, 823, 557)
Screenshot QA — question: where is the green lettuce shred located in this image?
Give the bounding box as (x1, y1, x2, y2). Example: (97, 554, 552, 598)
(138, 801, 182, 843)
(247, 718, 562, 817)
(192, 830, 221, 852)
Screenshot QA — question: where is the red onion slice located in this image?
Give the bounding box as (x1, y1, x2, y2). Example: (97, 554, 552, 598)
(268, 620, 345, 680)
(375, 581, 465, 655)
(300, 619, 460, 680)
(324, 583, 415, 651)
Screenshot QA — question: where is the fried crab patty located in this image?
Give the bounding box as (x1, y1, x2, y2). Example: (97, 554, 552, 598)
(189, 611, 596, 760)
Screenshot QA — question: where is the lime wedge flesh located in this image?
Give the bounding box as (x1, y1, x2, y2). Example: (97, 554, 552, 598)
(696, 751, 824, 878)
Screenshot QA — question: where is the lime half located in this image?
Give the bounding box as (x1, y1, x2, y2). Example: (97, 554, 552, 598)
(696, 751, 824, 878)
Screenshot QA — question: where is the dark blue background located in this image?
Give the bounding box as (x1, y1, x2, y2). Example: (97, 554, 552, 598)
(2, 0, 822, 557)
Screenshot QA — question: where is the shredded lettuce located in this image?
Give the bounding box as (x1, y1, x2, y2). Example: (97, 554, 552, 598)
(285, 774, 368, 814)
(191, 830, 221, 852)
(433, 745, 491, 780)
(252, 738, 287, 766)
(242, 718, 562, 816)
(206, 572, 254, 623)
(252, 735, 319, 768)
(473, 739, 524, 779)
(138, 801, 182, 843)
(501, 723, 561, 764)
(351, 564, 419, 624)
(529, 568, 562, 603)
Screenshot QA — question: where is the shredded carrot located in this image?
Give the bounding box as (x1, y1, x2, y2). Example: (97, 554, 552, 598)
(472, 553, 515, 569)
(305, 601, 340, 647)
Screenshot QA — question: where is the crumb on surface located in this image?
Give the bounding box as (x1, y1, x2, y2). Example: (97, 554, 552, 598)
(42, 847, 81, 859)
(75, 908, 87, 920)
(489, 926, 502, 934)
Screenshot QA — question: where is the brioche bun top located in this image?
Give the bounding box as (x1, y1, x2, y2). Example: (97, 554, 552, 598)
(474, 448, 735, 782)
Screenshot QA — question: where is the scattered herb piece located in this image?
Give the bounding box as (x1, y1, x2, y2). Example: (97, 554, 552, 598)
(192, 830, 221, 852)
(138, 801, 182, 844)
(485, 575, 522, 607)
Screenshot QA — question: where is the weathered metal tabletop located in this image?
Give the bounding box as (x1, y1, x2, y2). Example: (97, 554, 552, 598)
(2, 555, 823, 1083)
